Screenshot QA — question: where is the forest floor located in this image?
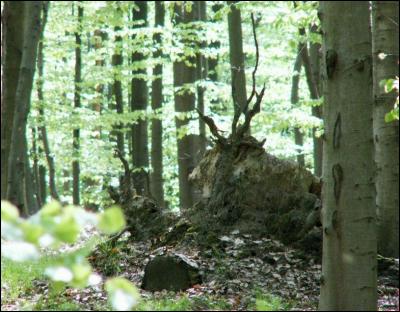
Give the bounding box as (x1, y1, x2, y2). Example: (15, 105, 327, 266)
(1, 226, 399, 311)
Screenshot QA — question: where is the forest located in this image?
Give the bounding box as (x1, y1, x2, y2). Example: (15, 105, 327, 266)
(1, 1, 399, 311)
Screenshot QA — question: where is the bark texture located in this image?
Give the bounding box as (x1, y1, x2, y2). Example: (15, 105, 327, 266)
(6, 1, 46, 215)
(1, 2, 24, 199)
(319, 2, 377, 310)
(372, 1, 399, 258)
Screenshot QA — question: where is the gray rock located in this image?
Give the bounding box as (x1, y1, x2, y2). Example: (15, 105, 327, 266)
(141, 254, 202, 291)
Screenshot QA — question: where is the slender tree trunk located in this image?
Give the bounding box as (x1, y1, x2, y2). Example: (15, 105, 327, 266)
(92, 29, 107, 139)
(6, 1, 45, 215)
(37, 3, 59, 201)
(308, 24, 323, 177)
(291, 45, 305, 166)
(131, 1, 149, 195)
(73, 3, 83, 205)
(1, 2, 24, 199)
(208, 4, 223, 84)
(31, 127, 43, 207)
(227, 1, 247, 115)
(173, 2, 197, 210)
(372, 1, 399, 258)
(195, 1, 207, 156)
(150, 1, 165, 206)
(319, 2, 377, 310)
(111, 5, 125, 156)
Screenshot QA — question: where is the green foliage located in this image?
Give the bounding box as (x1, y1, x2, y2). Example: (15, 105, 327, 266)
(381, 77, 399, 122)
(1, 201, 138, 311)
(28, 1, 324, 213)
(254, 292, 293, 311)
(98, 206, 126, 234)
(106, 277, 141, 311)
(90, 240, 125, 276)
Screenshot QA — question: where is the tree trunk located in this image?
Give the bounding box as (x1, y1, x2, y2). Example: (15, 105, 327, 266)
(1, 2, 24, 199)
(292, 44, 305, 167)
(131, 1, 149, 195)
(37, 3, 59, 201)
(111, 5, 125, 156)
(195, 1, 207, 156)
(208, 4, 223, 84)
(308, 24, 323, 177)
(371, 1, 399, 258)
(73, 3, 83, 205)
(319, 2, 377, 310)
(31, 127, 43, 207)
(173, 3, 197, 210)
(227, 1, 247, 115)
(92, 29, 107, 138)
(6, 1, 45, 215)
(150, 1, 165, 206)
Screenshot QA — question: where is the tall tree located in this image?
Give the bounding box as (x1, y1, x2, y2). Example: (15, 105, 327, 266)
(371, 1, 399, 258)
(131, 1, 149, 195)
(5, 1, 48, 215)
(194, 1, 207, 156)
(1, 2, 24, 199)
(37, 3, 59, 201)
(111, 4, 125, 156)
(291, 45, 305, 166)
(227, 1, 247, 117)
(150, 1, 165, 206)
(319, 2, 377, 310)
(208, 4, 223, 84)
(73, 2, 83, 205)
(173, 2, 197, 210)
(308, 24, 323, 177)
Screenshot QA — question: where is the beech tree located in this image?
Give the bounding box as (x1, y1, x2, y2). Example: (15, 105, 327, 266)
(227, 1, 247, 116)
(3, 1, 49, 215)
(173, 2, 198, 210)
(73, 2, 83, 205)
(371, 1, 399, 258)
(131, 1, 149, 195)
(150, 1, 165, 206)
(319, 2, 377, 310)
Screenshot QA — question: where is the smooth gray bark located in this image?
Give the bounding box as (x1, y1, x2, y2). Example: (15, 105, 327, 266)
(319, 2, 377, 310)
(372, 1, 399, 258)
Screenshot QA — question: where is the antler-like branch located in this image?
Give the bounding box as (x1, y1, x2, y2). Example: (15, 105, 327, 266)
(196, 109, 227, 145)
(245, 13, 260, 110)
(237, 83, 266, 137)
(115, 148, 130, 176)
(233, 13, 266, 139)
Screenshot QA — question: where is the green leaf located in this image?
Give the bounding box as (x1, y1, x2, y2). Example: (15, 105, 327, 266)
(71, 263, 92, 288)
(98, 206, 126, 235)
(53, 215, 80, 243)
(105, 277, 140, 311)
(40, 201, 62, 217)
(21, 221, 44, 244)
(1, 201, 20, 222)
(385, 109, 399, 122)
